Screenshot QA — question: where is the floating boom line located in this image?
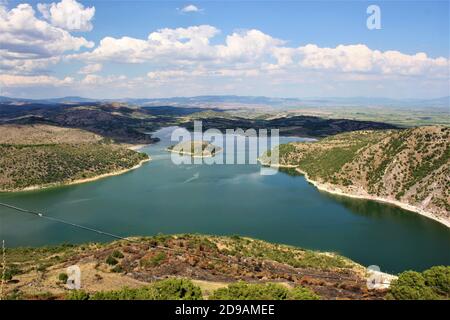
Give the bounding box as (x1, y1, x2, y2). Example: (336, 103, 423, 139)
(0, 202, 129, 242)
(0, 201, 392, 285)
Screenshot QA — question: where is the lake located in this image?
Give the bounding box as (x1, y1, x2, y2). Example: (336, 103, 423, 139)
(1, 127, 449, 274)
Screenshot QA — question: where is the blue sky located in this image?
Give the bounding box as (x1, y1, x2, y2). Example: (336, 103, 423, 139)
(1, 0, 449, 99)
(76, 1, 449, 57)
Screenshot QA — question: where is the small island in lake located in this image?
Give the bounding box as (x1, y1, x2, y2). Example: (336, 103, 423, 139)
(167, 140, 222, 158)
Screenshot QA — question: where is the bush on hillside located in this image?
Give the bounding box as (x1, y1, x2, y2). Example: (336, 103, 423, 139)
(422, 266, 450, 296)
(66, 290, 90, 300)
(58, 273, 68, 283)
(287, 286, 320, 300)
(210, 282, 319, 300)
(111, 250, 124, 259)
(68, 278, 202, 300)
(150, 278, 203, 300)
(387, 266, 450, 300)
(1, 265, 21, 281)
(105, 256, 118, 266)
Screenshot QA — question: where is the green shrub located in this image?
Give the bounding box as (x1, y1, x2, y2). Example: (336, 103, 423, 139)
(422, 266, 450, 297)
(111, 250, 124, 259)
(91, 287, 153, 300)
(58, 273, 68, 283)
(1, 265, 21, 281)
(210, 282, 318, 300)
(105, 256, 118, 266)
(287, 286, 320, 300)
(150, 278, 203, 300)
(1, 270, 13, 281)
(387, 270, 441, 300)
(36, 263, 50, 272)
(111, 265, 124, 273)
(141, 252, 166, 268)
(90, 278, 202, 300)
(66, 290, 90, 300)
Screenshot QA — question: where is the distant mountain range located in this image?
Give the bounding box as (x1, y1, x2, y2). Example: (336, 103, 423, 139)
(0, 96, 98, 104)
(1, 95, 449, 109)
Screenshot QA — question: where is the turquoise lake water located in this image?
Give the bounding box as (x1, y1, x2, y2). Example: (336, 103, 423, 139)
(1, 127, 449, 274)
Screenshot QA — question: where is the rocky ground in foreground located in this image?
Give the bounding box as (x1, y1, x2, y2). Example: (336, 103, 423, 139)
(3, 235, 448, 300)
(1, 234, 390, 300)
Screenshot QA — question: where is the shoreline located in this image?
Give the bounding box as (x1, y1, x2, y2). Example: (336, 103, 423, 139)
(1, 156, 151, 193)
(126, 144, 148, 151)
(258, 160, 450, 229)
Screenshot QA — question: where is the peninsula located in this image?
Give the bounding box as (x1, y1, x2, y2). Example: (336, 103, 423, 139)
(0, 124, 150, 192)
(261, 126, 450, 227)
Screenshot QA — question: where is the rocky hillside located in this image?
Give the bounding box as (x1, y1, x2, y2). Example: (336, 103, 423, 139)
(181, 114, 397, 137)
(0, 124, 149, 191)
(0, 103, 160, 144)
(1, 234, 388, 300)
(273, 126, 449, 225)
(3, 234, 448, 300)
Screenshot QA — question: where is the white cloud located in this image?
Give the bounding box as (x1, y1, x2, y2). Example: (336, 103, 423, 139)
(0, 7, 448, 99)
(180, 4, 202, 13)
(147, 70, 189, 81)
(147, 68, 260, 82)
(296, 44, 449, 77)
(0, 56, 61, 74)
(0, 74, 74, 86)
(0, 3, 94, 57)
(38, 0, 95, 31)
(80, 74, 123, 85)
(73, 25, 220, 63)
(71, 26, 284, 66)
(0, 2, 94, 74)
(217, 29, 285, 62)
(78, 63, 102, 74)
(71, 25, 448, 81)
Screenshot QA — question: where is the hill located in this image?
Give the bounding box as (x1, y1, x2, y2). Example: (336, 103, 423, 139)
(181, 114, 397, 137)
(2, 95, 448, 128)
(1, 234, 390, 300)
(3, 234, 448, 300)
(0, 124, 149, 192)
(0, 124, 103, 145)
(0, 103, 159, 144)
(266, 126, 449, 226)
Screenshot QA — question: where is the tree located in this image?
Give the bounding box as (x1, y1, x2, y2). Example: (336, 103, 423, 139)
(387, 270, 440, 300)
